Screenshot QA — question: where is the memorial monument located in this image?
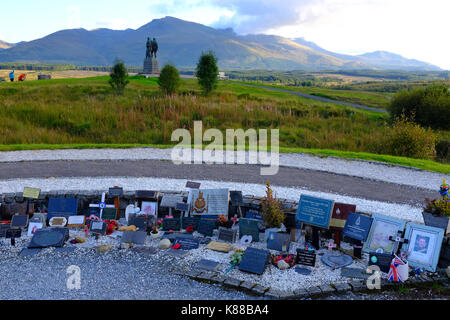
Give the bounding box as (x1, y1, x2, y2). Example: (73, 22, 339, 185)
(142, 37, 159, 75)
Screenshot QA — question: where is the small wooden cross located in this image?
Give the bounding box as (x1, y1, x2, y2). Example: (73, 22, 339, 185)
(389, 230, 409, 255)
(89, 192, 115, 220)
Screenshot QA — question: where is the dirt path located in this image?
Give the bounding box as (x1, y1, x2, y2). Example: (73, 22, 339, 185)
(0, 159, 432, 206)
(232, 82, 388, 113)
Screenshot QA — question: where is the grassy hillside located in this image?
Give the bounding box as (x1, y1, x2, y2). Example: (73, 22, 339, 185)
(0, 75, 448, 173)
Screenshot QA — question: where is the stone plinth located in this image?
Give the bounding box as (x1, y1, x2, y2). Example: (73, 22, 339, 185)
(142, 57, 159, 75)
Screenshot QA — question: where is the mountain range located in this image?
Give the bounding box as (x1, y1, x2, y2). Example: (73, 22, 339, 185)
(0, 16, 441, 71)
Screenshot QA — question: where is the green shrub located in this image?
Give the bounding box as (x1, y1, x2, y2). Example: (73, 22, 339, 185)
(157, 64, 180, 95)
(388, 84, 450, 129)
(261, 182, 286, 228)
(436, 139, 450, 162)
(108, 60, 129, 94)
(382, 115, 437, 159)
(195, 51, 219, 95)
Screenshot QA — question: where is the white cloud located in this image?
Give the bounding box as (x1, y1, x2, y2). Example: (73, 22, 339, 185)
(67, 6, 81, 29)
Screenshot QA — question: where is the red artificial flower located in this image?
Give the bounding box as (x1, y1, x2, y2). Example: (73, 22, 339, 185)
(186, 225, 194, 233)
(171, 243, 181, 250)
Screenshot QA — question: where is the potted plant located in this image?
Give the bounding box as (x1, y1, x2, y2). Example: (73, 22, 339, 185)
(423, 179, 450, 234)
(150, 225, 162, 240)
(261, 182, 286, 241)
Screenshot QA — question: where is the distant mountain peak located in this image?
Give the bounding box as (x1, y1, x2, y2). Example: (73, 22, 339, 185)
(0, 18, 441, 71)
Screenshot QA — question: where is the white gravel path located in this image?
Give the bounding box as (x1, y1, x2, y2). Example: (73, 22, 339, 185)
(0, 176, 424, 223)
(0, 147, 446, 190)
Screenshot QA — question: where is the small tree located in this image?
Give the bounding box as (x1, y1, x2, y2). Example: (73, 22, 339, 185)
(158, 64, 180, 95)
(195, 51, 219, 95)
(261, 182, 286, 228)
(109, 60, 129, 94)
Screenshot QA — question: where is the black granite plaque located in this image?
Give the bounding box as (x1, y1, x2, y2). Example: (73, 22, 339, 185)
(197, 219, 215, 237)
(128, 216, 147, 231)
(296, 249, 316, 267)
(174, 237, 200, 250)
(108, 187, 123, 198)
(135, 190, 158, 200)
(238, 247, 270, 275)
(217, 227, 237, 243)
(239, 218, 260, 242)
(6, 228, 21, 239)
(186, 181, 201, 189)
(197, 259, 220, 271)
(182, 216, 200, 230)
(122, 231, 147, 245)
(162, 218, 181, 231)
(11, 215, 28, 228)
(47, 198, 78, 220)
(368, 252, 394, 273)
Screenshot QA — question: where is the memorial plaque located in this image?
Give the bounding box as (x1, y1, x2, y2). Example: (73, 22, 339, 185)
(122, 231, 147, 245)
(11, 215, 28, 228)
(197, 219, 215, 237)
(330, 203, 356, 230)
(49, 217, 67, 227)
(244, 209, 263, 221)
(90, 221, 107, 235)
(369, 252, 394, 273)
(161, 195, 184, 208)
(162, 218, 181, 231)
(47, 198, 78, 220)
(6, 228, 21, 239)
(174, 237, 200, 250)
(135, 190, 158, 200)
(28, 228, 69, 248)
(238, 247, 270, 275)
(343, 213, 373, 242)
(162, 232, 193, 243)
(296, 195, 334, 229)
(239, 218, 260, 242)
(27, 222, 43, 236)
(189, 189, 229, 216)
(217, 227, 237, 243)
(108, 187, 123, 198)
(23, 187, 41, 199)
(181, 216, 200, 230)
(128, 216, 147, 231)
(341, 267, 371, 280)
(67, 216, 85, 228)
(101, 208, 117, 220)
(230, 191, 244, 206)
(267, 232, 291, 252)
(176, 203, 190, 212)
(206, 241, 233, 253)
(197, 259, 220, 271)
(186, 181, 201, 189)
(321, 253, 353, 269)
(296, 249, 316, 267)
(0, 224, 10, 237)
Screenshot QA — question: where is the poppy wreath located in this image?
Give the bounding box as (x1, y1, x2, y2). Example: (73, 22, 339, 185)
(271, 254, 296, 269)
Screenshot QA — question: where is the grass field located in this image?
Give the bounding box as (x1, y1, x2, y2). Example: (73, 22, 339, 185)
(0, 74, 448, 173)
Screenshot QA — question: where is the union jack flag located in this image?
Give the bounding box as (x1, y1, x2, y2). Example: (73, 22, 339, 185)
(388, 256, 405, 282)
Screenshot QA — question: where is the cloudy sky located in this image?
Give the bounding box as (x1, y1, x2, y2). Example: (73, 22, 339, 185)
(1, 0, 448, 69)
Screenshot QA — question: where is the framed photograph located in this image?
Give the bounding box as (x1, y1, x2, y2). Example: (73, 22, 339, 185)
(27, 222, 43, 237)
(403, 223, 444, 272)
(141, 201, 157, 216)
(363, 214, 406, 254)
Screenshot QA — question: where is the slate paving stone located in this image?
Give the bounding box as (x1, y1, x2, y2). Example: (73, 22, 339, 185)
(350, 280, 367, 292)
(252, 284, 269, 296)
(293, 288, 309, 298)
(197, 259, 220, 272)
(19, 248, 42, 256)
(333, 282, 352, 293)
(211, 274, 226, 284)
(240, 281, 257, 291)
(196, 272, 216, 282)
(185, 270, 202, 279)
(319, 284, 336, 294)
(223, 278, 242, 288)
(306, 286, 322, 296)
(265, 288, 282, 299)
